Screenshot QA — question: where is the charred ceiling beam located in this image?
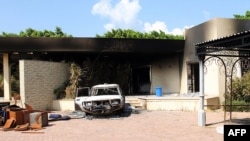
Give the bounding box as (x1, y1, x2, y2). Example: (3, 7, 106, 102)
(0, 37, 184, 55)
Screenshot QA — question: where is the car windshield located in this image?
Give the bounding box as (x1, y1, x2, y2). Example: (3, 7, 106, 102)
(91, 87, 119, 96)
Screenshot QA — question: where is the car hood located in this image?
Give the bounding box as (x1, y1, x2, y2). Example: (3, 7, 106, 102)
(80, 95, 122, 101)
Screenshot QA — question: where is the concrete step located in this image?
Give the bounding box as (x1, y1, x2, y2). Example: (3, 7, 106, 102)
(125, 98, 144, 109)
(128, 102, 142, 107)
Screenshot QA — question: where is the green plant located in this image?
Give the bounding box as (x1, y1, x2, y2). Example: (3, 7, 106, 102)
(0, 74, 20, 97)
(223, 100, 250, 112)
(231, 70, 250, 101)
(11, 75, 20, 94)
(226, 70, 250, 112)
(53, 81, 67, 99)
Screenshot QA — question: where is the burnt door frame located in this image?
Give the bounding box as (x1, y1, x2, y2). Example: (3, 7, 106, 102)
(132, 65, 151, 95)
(187, 62, 199, 93)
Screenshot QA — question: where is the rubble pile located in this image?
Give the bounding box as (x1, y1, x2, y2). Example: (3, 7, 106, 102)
(0, 102, 140, 133)
(0, 103, 49, 132)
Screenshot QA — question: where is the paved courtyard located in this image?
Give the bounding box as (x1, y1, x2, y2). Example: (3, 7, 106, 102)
(0, 109, 250, 141)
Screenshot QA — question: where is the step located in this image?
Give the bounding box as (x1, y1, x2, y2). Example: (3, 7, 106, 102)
(126, 101, 141, 106)
(128, 102, 142, 107)
(125, 99, 144, 109)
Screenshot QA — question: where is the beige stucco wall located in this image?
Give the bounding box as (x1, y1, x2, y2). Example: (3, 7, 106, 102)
(19, 60, 69, 110)
(151, 54, 181, 94)
(181, 18, 250, 101)
(140, 96, 219, 111)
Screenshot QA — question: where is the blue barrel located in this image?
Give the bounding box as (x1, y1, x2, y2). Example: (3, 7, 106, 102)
(155, 87, 162, 97)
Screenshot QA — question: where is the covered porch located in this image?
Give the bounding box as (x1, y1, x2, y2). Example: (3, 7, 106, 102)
(195, 30, 250, 126)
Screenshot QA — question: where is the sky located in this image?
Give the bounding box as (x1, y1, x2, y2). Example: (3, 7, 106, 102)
(0, 0, 249, 37)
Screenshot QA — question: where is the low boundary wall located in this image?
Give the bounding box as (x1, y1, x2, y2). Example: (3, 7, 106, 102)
(51, 96, 220, 111)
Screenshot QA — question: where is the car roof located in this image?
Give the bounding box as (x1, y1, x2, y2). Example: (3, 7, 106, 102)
(92, 83, 119, 88)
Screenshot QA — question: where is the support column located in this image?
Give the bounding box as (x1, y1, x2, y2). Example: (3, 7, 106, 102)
(3, 53, 11, 100)
(198, 56, 206, 126)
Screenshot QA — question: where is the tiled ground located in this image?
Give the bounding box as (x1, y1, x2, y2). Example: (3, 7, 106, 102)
(1, 110, 249, 141)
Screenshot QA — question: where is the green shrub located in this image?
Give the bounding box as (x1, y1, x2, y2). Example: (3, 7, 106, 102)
(224, 100, 250, 112)
(53, 82, 67, 99)
(231, 70, 250, 101)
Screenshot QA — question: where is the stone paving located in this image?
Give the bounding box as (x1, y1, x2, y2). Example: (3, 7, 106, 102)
(0, 109, 250, 141)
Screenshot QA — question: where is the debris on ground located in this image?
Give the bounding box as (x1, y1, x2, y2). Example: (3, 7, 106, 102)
(67, 110, 86, 119)
(14, 123, 29, 131)
(0, 102, 143, 133)
(0, 103, 49, 132)
(83, 103, 142, 120)
(48, 113, 71, 121)
(21, 131, 44, 134)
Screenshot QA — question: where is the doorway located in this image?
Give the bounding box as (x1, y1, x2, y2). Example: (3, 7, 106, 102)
(187, 63, 199, 93)
(132, 66, 151, 95)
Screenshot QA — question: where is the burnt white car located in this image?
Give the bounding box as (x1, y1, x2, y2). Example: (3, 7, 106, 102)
(75, 84, 125, 115)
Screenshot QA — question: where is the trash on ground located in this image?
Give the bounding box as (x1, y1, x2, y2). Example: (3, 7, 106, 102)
(0, 103, 49, 132)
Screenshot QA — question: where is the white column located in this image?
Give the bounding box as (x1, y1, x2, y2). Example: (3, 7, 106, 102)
(198, 57, 206, 126)
(3, 53, 11, 100)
